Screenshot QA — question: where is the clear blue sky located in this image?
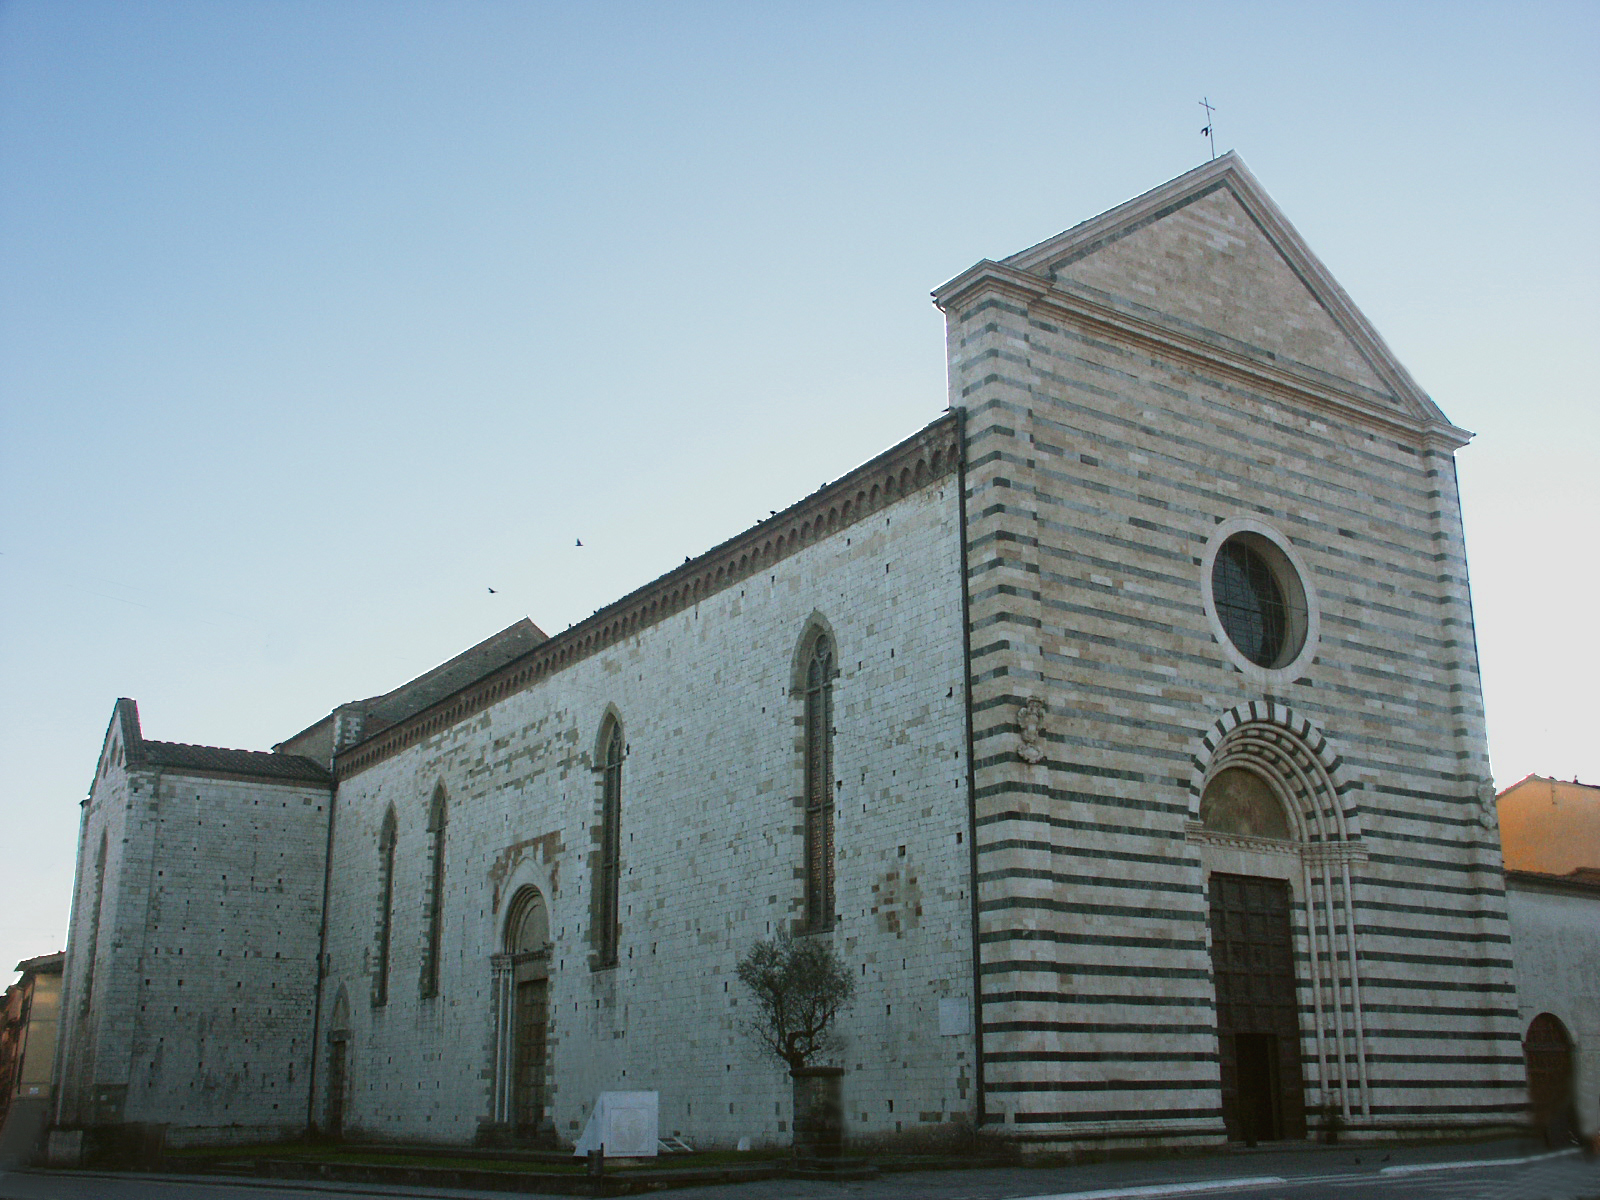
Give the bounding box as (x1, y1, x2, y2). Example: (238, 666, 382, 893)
(3, 1, 1597, 971)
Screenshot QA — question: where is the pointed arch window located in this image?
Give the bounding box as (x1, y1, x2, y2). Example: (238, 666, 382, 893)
(373, 808, 397, 1006)
(420, 786, 448, 999)
(81, 831, 108, 1012)
(802, 632, 836, 930)
(594, 719, 623, 967)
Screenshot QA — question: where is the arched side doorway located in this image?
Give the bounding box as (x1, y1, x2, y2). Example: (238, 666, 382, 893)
(1524, 1013, 1575, 1146)
(1188, 706, 1370, 1143)
(325, 987, 351, 1138)
(490, 886, 553, 1142)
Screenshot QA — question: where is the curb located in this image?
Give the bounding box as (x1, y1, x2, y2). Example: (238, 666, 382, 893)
(1379, 1147, 1580, 1176)
(1023, 1178, 1287, 1200)
(1, 1168, 498, 1199)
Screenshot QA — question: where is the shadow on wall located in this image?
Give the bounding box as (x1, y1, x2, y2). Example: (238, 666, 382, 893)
(0, 1097, 51, 1168)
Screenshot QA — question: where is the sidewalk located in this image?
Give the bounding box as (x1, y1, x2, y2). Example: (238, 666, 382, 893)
(1, 1137, 1595, 1200)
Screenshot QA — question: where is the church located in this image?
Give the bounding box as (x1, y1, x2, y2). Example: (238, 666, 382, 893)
(50, 153, 1527, 1156)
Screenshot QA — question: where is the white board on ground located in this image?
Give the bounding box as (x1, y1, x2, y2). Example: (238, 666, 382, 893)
(572, 1091, 659, 1157)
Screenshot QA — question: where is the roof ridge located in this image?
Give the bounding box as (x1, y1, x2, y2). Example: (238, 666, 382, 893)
(143, 737, 300, 757)
(935, 153, 1463, 442)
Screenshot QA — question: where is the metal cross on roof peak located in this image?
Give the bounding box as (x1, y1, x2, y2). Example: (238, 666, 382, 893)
(1199, 97, 1218, 161)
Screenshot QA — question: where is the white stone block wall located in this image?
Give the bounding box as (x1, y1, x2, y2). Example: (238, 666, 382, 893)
(54, 744, 133, 1127)
(122, 773, 329, 1139)
(1505, 880, 1600, 1136)
(319, 480, 975, 1147)
(55, 713, 332, 1143)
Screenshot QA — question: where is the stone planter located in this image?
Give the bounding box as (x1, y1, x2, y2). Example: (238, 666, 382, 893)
(790, 1066, 844, 1160)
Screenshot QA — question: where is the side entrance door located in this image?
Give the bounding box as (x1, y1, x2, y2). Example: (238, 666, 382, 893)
(1524, 1013, 1575, 1146)
(326, 1036, 348, 1138)
(514, 977, 549, 1137)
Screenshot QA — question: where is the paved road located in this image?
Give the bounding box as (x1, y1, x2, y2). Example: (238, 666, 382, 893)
(1, 1146, 1594, 1200)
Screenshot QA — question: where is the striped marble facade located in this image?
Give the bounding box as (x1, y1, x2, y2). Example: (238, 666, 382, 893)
(936, 154, 1523, 1149)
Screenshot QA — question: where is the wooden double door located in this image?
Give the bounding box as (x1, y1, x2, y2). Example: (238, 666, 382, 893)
(325, 1037, 348, 1137)
(514, 977, 549, 1137)
(1209, 873, 1307, 1143)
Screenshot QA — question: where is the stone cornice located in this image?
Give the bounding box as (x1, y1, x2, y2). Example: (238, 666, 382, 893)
(1184, 821, 1368, 865)
(1184, 822, 1299, 856)
(1302, 840, 1370, 867)
(936, 260, 1467, 449)
(336, 414, 962, 781)
(130, 763, 333, 791)
(932, 152, 1473, 452)
(1504, 868, 1600, 898)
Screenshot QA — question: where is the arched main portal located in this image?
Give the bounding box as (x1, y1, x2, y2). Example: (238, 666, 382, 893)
(490, 886, 553, 1142)
(1188, 704, 1369, 1143)
(1524, 1013, 1575, 1146)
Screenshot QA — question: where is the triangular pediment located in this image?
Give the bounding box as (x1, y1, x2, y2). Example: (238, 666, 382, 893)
(93, 697, 142, 782)
(989, 154, 1453, 431)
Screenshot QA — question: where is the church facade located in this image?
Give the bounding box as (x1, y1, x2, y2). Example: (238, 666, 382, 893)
(52, 154, 1527, 1154)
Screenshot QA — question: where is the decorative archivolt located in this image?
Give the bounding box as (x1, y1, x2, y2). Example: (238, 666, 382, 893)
(1188, 701, 1359, 842)
(490, 880, 554, 1128)
(1187, 701, 1371, 1126)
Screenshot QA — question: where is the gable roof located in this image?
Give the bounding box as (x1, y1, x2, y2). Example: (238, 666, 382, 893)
(138, 739, 332, 782)
(933, 153, 1469, 446)
(13, 952, 64, 977)
(102, 698, 331, 786)
(272, 618, 548, 760)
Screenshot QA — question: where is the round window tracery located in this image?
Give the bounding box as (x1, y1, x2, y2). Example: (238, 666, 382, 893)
(1208, 532, 1309, 670)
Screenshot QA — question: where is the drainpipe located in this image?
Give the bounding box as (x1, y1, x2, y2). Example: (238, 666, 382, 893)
(304, 761, 340, 1134)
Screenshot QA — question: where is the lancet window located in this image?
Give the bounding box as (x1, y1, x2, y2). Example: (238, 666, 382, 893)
(81, 831, 107, 1012)
(373, 808, 397, 1006)
(420, 785, 448, 998)
(594, 718, 623, 967)
(802, 631, 836, 930)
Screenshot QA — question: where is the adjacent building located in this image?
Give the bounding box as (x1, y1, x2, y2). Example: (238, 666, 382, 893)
(1498, 775, 1600, 1142)
(0, 953, 64, 1164)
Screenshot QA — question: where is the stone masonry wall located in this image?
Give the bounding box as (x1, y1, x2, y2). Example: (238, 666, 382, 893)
(943, 173, 1523, 1147)
(122, 772, 330, 1142)
(57, 720, 331, 1144)
(1505, 880, 1600, 1136)
(319, 479, 975, 1148)
(55, 742, 131, 1128)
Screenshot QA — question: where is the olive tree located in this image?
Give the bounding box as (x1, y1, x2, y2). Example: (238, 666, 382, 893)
(735, 932, 854, 1072)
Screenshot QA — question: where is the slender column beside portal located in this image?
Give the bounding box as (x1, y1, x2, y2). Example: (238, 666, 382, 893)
(1339, 862, 1371, 1115)
(491, 954, 515, 1125)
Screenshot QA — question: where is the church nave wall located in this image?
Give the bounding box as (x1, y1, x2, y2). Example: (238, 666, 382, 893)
(319, 479, 977, 1147)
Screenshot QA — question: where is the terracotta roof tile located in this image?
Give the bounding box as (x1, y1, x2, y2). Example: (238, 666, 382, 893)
(139, 740, 331, 783)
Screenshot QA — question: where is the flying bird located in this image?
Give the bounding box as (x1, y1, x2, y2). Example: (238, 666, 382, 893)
(576, 538, 583, 547)
(487, 587, 497, 594)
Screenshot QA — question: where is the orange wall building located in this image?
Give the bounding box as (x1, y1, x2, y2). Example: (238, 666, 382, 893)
(1499, 775, 1600, 876)
(1497, 775, 1599, 1141)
